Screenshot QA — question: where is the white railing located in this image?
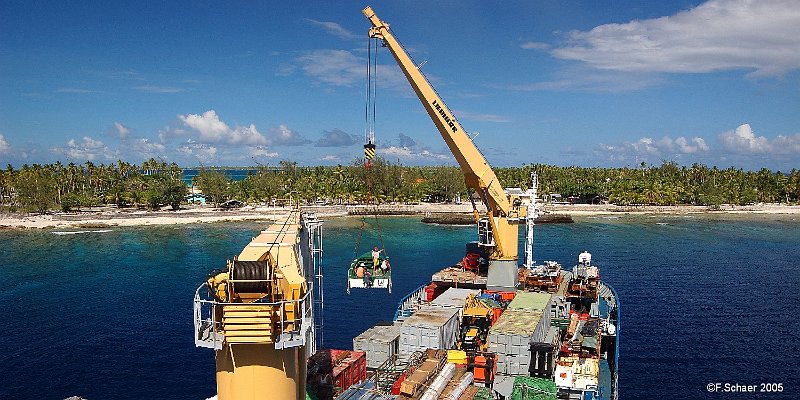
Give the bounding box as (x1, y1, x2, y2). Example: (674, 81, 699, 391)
(477, 218, 495, 247)
(393, 284, 428, 322)
(193, 284, 223, 350)
(193, 284, 314, 350)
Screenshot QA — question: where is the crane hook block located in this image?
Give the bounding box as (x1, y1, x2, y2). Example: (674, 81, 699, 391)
(364, 143, 376, 160)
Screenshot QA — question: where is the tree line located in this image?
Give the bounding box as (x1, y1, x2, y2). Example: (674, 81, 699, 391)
(0, 159, 185, 212)
(1, 158, 798, 213)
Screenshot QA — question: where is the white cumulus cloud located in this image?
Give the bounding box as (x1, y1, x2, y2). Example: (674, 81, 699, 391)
(552, 0, 800, 77)
(178, 141, 218, 162)
(719, 123, 800, 155)
(131, 138, 165, 158)
(675, 137, 709, 153)
(178, 110, 269, 146)
(773, 134, 800, 154)
(719, 124, 771, 153)
(52, 136, 117, 161)
(598, 135, 710, 161)
(180, 110, 231, 142)
(249, 146, 279, 158)
(383, 146, 450, 162)
(114, 122, 130, 139)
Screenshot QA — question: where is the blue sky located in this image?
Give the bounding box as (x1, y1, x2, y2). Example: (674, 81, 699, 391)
(1, 0, 799, 170)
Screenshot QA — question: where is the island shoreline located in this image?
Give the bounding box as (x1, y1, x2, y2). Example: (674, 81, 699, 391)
(1, 203, 799, 230)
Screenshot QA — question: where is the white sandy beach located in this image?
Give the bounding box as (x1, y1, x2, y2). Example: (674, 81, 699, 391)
(1, 202, 799, 230)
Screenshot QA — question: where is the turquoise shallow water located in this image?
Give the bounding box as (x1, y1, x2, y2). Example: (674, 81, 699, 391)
(1, 215, 799, 399)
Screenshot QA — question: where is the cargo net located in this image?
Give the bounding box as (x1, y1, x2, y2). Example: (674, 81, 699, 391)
(372, 351, 428, 395)
(509, 376, 557, 400)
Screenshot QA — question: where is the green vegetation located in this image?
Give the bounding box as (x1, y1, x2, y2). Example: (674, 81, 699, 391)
(1, 159, 184, 212)
(1, 159, 798, 213)
(512, 162, 800, 206)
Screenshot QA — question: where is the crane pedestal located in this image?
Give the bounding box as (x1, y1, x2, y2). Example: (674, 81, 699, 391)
(486, 260, 519, 292)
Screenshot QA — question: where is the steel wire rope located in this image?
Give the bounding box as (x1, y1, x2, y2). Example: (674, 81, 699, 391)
(368, 39, 388, 262)
(355, 37, 387, 258)
(353, 217, 366, 259)
(365, 38, 372, 144)
(374, 213, 386, 257)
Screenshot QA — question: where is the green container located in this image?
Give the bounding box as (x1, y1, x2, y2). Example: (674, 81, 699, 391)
(510, 376, 557, 400)
(507, 291, 552, 312)
(474, 387, 495, 400)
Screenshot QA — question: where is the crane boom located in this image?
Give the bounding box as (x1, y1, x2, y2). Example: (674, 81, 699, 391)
(362, 6, 522, 269)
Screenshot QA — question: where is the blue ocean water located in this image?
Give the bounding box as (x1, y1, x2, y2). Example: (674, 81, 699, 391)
(1, 215, 799, 399)
(181, 169, 259, 186)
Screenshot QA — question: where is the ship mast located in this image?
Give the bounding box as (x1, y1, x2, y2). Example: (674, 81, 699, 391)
(524, 171, 539, 268)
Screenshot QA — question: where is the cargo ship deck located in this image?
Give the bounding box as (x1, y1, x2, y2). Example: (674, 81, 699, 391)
(316, 254, 619, 400)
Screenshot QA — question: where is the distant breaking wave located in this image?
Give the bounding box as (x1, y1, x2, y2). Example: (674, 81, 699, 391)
(51, 230, 113, 235)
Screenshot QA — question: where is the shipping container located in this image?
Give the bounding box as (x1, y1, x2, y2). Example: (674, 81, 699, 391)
(430, 287, 480, 309)
(507, 291, 552, 312)
(307, 349, 368, 399)
(353, 325, 400, 369)
(398, 305, 460, 356)
(488, 309, 551, 375)
(330, 349, 367, 390)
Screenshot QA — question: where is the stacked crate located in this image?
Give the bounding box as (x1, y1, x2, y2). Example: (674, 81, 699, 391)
(487, 291, 553, 375)
(331, 349, 367, 390)
(428, 287, 480, 318)
(307, 348, 367, 398)
(353, 325, 400, 369)
(398, 305, 460, 356)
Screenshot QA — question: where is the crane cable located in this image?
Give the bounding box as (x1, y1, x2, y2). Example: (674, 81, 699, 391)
(368, 38, 387, 257)
(365, 37, 377, 152)
(364, 37, 378, 202)
(352, 215, 387, 260)
(353, 37, 388, 261)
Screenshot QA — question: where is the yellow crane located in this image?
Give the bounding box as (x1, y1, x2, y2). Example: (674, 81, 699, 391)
(362, 6, 525, 290)
(194, 210, 322, 400)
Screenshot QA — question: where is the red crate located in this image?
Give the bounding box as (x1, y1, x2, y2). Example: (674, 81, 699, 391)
(331, 350, 366, 389)
(425, 282, 448, 301)
(391, 371, 408, 395)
